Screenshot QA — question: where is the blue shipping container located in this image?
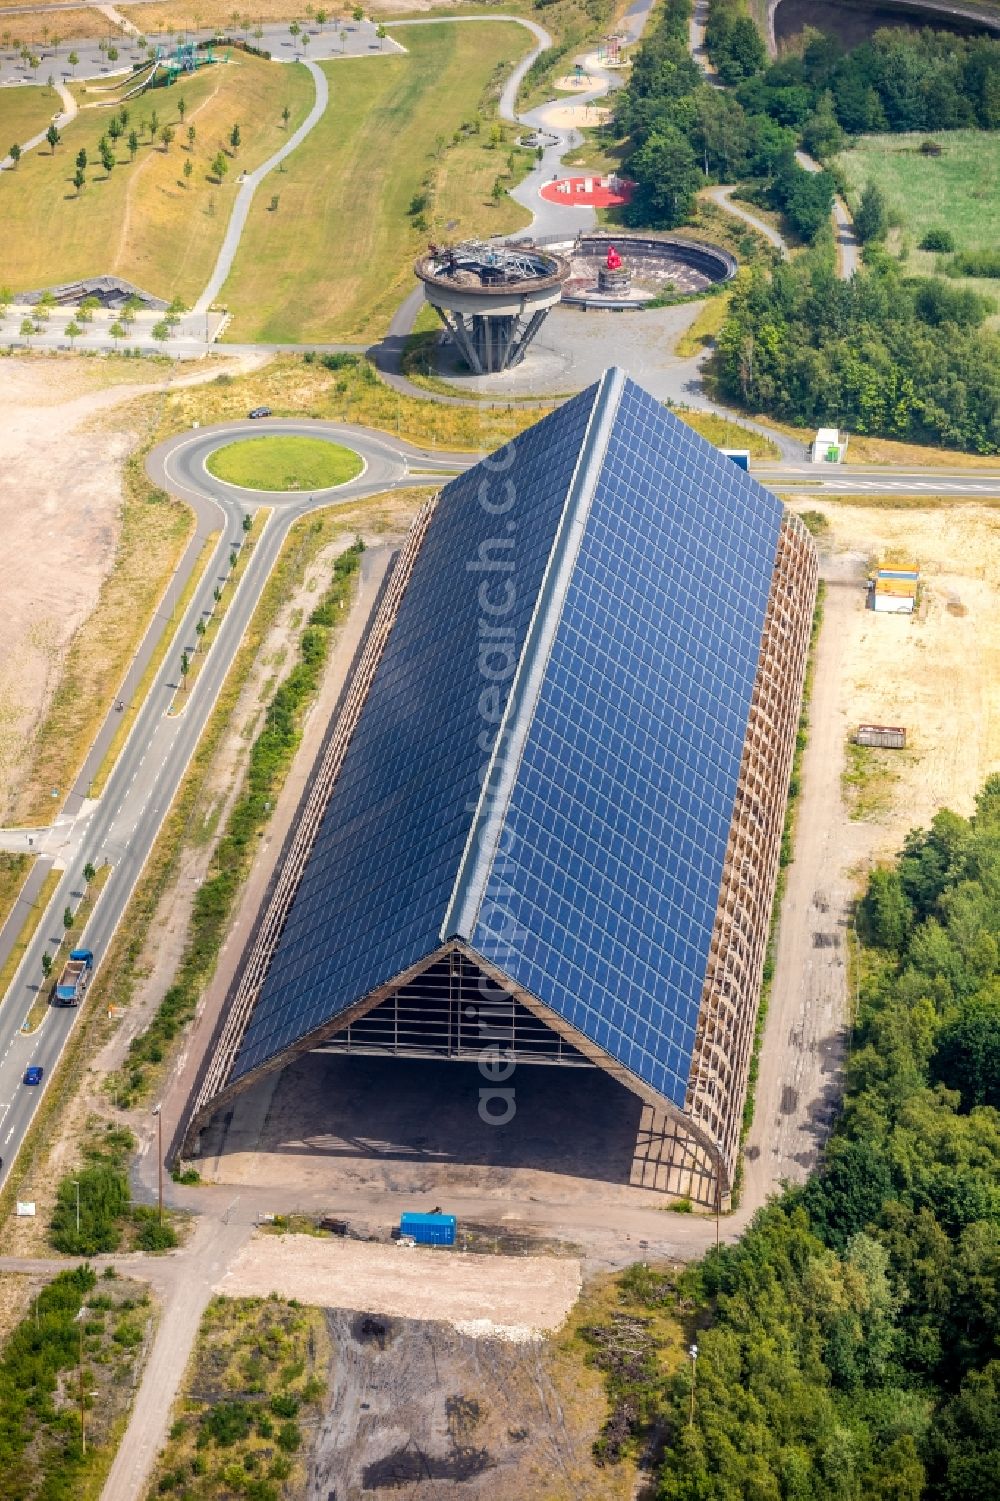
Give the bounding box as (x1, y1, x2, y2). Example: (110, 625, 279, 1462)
(400, 1212, 457, 1246)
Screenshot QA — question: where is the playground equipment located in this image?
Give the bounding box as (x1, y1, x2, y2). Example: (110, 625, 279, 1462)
(111, 39, 229, 101)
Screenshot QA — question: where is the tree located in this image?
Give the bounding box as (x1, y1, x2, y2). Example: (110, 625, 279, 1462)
(128, 130, 139, 160)
(100, 141, 115, 174)
(352, 5, 364, 20)
(8, 142, 21, 168)
(83, 862, 96, 882)
(316, 8, 327, 28)
(118, 106, 129, 130)
(269, 193, 279, 211)
(108, 115, 122, 142)
(229, 122, 241, 154)
(152, 319, 170, 342)
(107, 45, 119, 63)
(339, 27, 347, 51)
(41, 953, 52, 978)
(302, 30, 311, 52)
(187, 123, 196, 149)
(855, 181, 889, 244)
(73, 167, 85, 194)
(177, 96, 186, 122)
(242, 513, 253, 533)
(63, 906, 74, 930)
(79, 296, 98, 323)
(932, 993, 1000, 1110)
(45, 122, 60, 152)
(376, 23, 386, 49)
(75, 145, 87, 171)
(19, 317, 33, 343)
(109, 319, 125, 345)
(625, 127, 700, 230)
(183, 157, 193, 183)
(68, 50, 78, 73)
(195, 618, 206, 647)
(289, 19, 301, 48)
(212, 150, 228, 182)
(149, 108, 159, 139)
(180, 650, 190, 688)
(160, 124, 175, 151)
(281, 103, 291, 128)
(122, 294, 141, 327)
(65, 318, 82, 344)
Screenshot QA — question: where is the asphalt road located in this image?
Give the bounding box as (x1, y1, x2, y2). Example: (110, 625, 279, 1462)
(0, 420, 464, 1191)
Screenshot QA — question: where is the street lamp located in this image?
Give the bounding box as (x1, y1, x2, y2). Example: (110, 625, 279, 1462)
(688, 1342, 699, 1428)
(152, 1104, 163, 1225)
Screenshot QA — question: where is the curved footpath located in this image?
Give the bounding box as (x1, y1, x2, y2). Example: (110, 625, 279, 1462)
(193, 59, 329, 317)
(0, 80, 77, 171)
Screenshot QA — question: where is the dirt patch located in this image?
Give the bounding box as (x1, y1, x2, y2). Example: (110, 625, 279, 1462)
(308, 1305, 624, 1501)
(215, 1234, 582, 1337)
(789, 500, 1000, 851)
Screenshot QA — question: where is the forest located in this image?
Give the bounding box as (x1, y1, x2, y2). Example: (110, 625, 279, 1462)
(643, 778, 1000, 1498)
(715, 249, 1000, 452)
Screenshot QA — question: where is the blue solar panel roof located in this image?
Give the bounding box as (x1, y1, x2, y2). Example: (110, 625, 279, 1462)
(229, 369, 784, 1106)
(230, 384, 602, 1082)
(464, 377, 782, 1107)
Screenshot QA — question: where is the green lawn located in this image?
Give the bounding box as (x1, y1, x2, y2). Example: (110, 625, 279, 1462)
(205, 435, 363, 490)
(0, 56, 313, 300)
(835, 130, 1000, 317)
(220, 22, 532, 343)
(0, 83, 61, 159)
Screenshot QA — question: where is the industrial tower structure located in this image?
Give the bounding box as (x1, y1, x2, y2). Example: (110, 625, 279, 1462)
(414, 240, 569, 374)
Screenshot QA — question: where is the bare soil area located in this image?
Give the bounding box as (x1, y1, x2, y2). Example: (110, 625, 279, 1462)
(790, 500, 1000, 851)
(217, 1233, 582, 1337)
(307, 1306, 624, 1501)
(0, 362, 136, 819)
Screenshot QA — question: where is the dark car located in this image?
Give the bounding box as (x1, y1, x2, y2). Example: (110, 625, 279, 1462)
(23, 1066, 43, 1086)
(248, 406, 272, 419)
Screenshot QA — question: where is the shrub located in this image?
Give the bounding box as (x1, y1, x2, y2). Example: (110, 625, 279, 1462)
(276, 1420, 302, 1452)
(920, 227, 955, 252)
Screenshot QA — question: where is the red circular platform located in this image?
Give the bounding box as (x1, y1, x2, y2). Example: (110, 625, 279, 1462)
(540, 175, 634, 207)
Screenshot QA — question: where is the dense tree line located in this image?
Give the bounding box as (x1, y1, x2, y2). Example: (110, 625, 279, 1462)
(616, 0, 831, 238)
(703, 0, 766, 85)
(731, 25, 1000, 137)
(716, 249, 1000, 451)
(650, 778, 1000, 1498)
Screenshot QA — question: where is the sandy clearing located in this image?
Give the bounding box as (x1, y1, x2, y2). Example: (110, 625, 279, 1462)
(790, 500, 1000, 850)
(539, 102, 612, 128)
(215, 1233, 582, 1337)
(0, 352, 269, 821)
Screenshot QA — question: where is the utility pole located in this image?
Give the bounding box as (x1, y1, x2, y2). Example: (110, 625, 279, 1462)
(688, 1342, 698, 1428)
(72, 1178, 80, 1235)
(153, 1104, 163, 1224)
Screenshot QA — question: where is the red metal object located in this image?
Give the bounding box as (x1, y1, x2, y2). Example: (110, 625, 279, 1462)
(606, 245, 622, 269)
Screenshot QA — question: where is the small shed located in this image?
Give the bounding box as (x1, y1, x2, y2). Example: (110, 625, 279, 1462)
(856, 724, 907, 750)
(811, 427, 848, 464)
(872, 566, 918, 614)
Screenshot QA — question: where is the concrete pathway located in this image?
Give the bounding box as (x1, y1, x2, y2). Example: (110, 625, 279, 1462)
(705, 183, 789, 258)
(796, 147, 859, 279)
(193, 58, 328, 316)
(0, 78, 77, 171)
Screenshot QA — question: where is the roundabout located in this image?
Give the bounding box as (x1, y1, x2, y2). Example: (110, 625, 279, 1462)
(204, 435, 365, 494)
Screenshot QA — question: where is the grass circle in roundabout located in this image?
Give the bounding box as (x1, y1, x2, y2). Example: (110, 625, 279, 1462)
(205, 435, 363, 491)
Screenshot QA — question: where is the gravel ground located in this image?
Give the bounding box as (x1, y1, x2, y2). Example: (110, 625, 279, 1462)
(215, 1233, 581, 1338)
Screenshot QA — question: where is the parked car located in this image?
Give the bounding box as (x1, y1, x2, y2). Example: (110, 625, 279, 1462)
(23, 1066, 43, 1086)
(248, 406, 272, 419)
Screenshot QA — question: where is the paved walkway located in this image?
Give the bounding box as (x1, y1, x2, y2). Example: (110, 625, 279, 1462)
(0, 79, 76, 171)
(795, 148, 860, 279)
(705, 184, 789, 258)
(193, 58, 328, 315)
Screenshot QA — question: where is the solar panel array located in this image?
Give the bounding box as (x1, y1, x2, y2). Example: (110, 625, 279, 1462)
(230, 385, 601, 1082)
(467, 380, 782, 1106)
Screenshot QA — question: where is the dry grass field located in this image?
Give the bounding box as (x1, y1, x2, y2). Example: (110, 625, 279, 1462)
(0, 53, 313, 300)
(789, 498, 1000, 852)
(221, 24, 532, 342)
(0, 81, 61, 154)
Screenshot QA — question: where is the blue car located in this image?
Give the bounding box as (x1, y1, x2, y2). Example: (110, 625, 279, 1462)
(23, 1066, 43, 1086)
